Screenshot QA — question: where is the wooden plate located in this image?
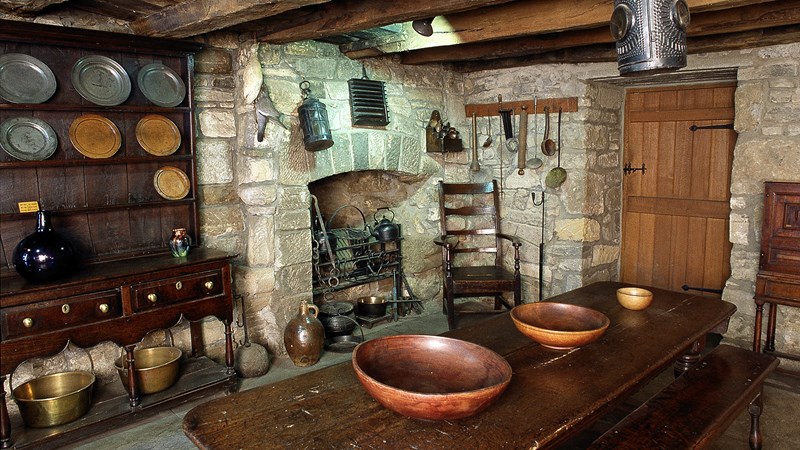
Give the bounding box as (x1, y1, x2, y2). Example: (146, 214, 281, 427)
(136, 114, 181, 156)
(153, 166, 190, 200)
(68, 114, 121, 159)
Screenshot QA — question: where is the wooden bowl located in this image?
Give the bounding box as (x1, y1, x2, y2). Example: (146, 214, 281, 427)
(352, 335, 512, 420)
(511, 302, 610, 350)
(12, 371, 95, 428)
(616, 287, 653, 310)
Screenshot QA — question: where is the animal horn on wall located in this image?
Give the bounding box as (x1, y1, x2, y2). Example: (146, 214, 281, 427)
(254, 84, 287, 142)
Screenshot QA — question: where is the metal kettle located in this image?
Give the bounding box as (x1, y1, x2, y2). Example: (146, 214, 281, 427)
(372, 207, 399, 242)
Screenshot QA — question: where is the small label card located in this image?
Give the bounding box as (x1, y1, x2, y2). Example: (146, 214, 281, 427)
(18, 201, 40, 213)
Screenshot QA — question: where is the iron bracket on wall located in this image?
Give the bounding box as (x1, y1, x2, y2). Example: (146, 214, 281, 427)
(689, 123, 734, 132)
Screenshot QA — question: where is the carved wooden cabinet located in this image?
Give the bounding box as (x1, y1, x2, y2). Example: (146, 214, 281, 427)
(0, 22, 236, 449)
(753, 182, 800, 367)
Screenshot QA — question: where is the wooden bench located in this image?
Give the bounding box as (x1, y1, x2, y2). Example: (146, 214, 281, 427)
(589, 344, 779, 450)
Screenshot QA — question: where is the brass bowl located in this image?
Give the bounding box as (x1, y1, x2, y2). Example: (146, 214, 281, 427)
(12, 371, 95, 428)
(352, 335, 512, 420)
(511, 302, 610, 350)
(616, 287, 653, 311)
(356, 295, 387, 317)
(115, 346, 182, 394)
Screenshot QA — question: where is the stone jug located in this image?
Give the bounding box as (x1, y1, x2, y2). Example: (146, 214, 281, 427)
(283, 302, 325, 367)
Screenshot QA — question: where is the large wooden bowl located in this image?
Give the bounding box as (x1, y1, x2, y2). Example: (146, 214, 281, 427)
(511, 302, 610, 350)
(352, 335, 512, 420)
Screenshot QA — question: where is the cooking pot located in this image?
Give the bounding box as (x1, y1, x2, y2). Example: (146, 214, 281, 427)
(372, 207, 399, 242)
(319, 302, 357, 337)
(357, 296, 388, 317)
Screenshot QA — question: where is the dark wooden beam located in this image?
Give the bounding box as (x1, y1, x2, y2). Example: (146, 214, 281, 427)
(451, 24, 800, 72)
(342, 0, 775, 57)
(401, 0, 800, 65)
(130, 0, 328, 38)
(240, 0, 514, 44)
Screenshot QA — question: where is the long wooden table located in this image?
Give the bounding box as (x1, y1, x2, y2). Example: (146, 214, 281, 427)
(183, 281, 736, 449)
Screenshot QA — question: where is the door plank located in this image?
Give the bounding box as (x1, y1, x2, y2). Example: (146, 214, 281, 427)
(626, 197, 730, 219)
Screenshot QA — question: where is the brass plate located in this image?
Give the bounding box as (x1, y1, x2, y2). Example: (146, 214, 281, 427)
(68, 114, 121, 159)
(136, 114, 181, 156)
(153, 166, 190, 200)
(0, 54, 57, 104)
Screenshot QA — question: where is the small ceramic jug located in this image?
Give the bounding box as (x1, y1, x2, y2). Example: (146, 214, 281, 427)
(283, 302, 325, 367)
(169, 228, 191, 257)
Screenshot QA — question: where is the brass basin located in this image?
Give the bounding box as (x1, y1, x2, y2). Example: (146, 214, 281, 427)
(115, 346, 182, 394)
(12, 371, 95, 428)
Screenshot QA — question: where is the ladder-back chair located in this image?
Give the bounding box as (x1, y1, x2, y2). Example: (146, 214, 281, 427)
(434, 180, 522, 329)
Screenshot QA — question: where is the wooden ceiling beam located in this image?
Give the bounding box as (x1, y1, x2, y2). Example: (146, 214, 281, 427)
(240, 0, 514, 44)
(130, 0, 329, 38)
(452, 24, 800, 72)
(401, 0, 800, 65)
(343, 0, 775, 58)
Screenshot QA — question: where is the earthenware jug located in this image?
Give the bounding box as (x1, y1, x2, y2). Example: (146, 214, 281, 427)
(13, 210, 76, 282)
(283, 302, 325, 367)
(169, 228, 191, 257)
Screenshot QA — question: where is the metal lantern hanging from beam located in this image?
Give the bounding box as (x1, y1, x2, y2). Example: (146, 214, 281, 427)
(298, 80, 334, 151)
(610, 0, 690, 75)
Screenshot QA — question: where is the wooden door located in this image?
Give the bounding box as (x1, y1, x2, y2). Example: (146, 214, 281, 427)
(620, 84, 737, 297)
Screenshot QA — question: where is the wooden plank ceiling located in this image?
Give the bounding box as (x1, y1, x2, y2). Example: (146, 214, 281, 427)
(2, 0, 799, 72)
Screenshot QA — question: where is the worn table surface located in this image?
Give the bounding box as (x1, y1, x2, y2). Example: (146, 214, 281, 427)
(183, 281, 736, 449)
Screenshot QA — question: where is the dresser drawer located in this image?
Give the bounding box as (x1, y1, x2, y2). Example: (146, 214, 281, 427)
(1, 290, 121, 340)
(131, 269, 223, 312)
(756, 274, 800, 304)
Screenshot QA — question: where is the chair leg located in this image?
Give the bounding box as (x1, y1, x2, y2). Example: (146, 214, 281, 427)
(445, 291, 456, 330)
(494, 295, 501, 310)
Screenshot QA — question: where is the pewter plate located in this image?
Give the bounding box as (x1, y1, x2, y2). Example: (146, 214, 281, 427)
(0, 117, 58, 161)
(71, 55, 131, 106)
(0, 54, 57, 104)
(137, 63, 186, 108)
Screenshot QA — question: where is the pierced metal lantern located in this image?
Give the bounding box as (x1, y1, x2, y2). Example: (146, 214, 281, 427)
(298, 80, 334, 152)
(611, 0, 690, 75)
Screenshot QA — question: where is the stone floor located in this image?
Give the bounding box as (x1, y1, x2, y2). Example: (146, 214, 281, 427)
(65, 310, 800, 450)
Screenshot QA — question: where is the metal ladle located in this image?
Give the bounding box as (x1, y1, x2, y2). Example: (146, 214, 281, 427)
(541, 106, 556, 156)
(526, 96, 543, 170)
(483, 116, 493, 148)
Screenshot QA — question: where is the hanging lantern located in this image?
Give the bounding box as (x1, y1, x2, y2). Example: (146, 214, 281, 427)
(610, 0, 690, 75)
(298, 80, 334, 151)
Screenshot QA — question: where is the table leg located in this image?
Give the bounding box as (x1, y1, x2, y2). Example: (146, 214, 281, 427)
(0, 375, 11, 449)
(765, 303, 777, 353)
(674, 336, 705, 378)
(753, 301, 764, 353)
(125, 345, 140, 407)
(748, 390, 764, 450)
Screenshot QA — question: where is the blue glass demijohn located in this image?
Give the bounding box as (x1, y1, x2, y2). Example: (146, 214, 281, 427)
(13, 210, 76, 282)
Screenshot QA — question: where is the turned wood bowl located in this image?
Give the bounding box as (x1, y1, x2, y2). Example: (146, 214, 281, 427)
(511, 302, 610, 350)
(616, 287, 654, 310)
(352, 335, 512, 420)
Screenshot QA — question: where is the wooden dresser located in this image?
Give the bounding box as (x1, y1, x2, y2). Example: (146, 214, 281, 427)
(753, 182, 800, 366)
(0, 249, 236, 449)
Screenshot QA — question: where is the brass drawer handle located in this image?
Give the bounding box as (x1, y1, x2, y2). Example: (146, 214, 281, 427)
(99, 303, 109, 313)
(22, 317, 34, 328)
(175, 281, 183, 290)
(204, 281, 214, 290)
(62, 304, 70, 314)
(147, 293, 158, 303)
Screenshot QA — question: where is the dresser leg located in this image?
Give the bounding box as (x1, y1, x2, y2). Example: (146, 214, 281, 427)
(224, 321, 235, 375)
(0, 376, 12, 449)
(765, 303, 777, 353)
(125, 346, 140, 407)
(753, 301, 764, 353)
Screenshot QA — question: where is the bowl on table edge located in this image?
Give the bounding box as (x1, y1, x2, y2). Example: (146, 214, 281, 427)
(616, 287, 653, 311)
(114, 346, 182, 394)
(12, 371, 95, 428)
(511, 302, 610, 350)
(351, 334, 512, 420)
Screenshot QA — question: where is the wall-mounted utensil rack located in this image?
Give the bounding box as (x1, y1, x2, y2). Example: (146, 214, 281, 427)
(465, 97, 578, 117)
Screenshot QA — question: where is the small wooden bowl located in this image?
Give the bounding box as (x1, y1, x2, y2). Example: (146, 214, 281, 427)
(616, 287, 654, 311)
(511, 302, 610, 350)
(352, 335, 512, 420)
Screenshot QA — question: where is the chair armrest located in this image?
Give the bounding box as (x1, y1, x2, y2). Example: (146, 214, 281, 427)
(497, 233, 522, 246)
(433, 235, 459, 249)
